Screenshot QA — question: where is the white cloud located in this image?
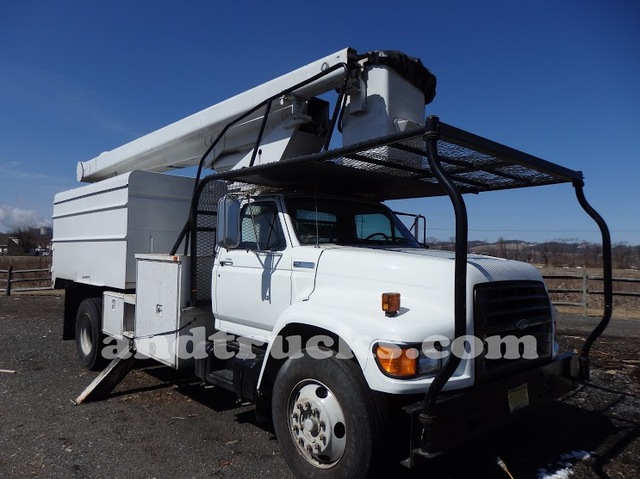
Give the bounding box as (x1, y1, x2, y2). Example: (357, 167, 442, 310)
(0, 203, 51, 232)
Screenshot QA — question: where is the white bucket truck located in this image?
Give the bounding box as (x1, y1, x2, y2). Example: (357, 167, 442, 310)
(53, 48, 613, 478)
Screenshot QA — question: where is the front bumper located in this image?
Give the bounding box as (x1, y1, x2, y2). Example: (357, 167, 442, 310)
(401, 352, 579, 467)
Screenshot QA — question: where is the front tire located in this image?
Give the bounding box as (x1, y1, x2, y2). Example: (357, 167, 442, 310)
(272, 351, 387, 479)
(75, 298, 106, 371)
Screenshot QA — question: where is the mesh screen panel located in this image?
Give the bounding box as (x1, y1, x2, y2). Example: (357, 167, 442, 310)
(192, 178, 228, 304)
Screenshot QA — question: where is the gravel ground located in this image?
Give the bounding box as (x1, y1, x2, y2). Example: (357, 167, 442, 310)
(1, 293, 639, 478)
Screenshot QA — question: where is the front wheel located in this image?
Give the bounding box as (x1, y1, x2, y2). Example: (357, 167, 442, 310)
(75, 297, 107, 371)
(272, 352, 387, 479)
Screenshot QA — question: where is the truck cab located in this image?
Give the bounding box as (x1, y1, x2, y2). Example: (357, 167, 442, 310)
(213, 194, 420, 334)
(210, 192, 557, 397)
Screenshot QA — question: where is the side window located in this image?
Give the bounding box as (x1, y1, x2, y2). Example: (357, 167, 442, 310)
(294, 208, 338, 244)
(355, 213, 403, 241)
(239, 202, 286, 251)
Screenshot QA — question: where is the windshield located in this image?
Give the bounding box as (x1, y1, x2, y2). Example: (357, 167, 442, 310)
(286, 197, 420, 247)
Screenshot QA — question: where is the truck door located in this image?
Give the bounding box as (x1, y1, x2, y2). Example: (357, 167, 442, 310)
(213, 199, 292, 335)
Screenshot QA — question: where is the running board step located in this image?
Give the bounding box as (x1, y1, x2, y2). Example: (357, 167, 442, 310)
(195, 340, 264, 402)
(206, 368, 235, 390)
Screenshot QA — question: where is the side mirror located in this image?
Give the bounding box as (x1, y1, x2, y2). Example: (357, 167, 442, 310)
(217, 196, 241, 249)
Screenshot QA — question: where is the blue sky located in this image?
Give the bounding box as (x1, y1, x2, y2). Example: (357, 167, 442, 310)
(1, 0, 638, 244)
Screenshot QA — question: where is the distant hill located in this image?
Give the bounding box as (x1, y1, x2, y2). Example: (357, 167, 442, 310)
(427, 238, 639, 270)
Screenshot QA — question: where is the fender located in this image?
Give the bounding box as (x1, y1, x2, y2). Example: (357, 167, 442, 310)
(255, 296, 475, 395)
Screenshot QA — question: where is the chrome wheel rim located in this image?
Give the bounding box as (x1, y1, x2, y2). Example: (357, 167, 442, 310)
(287, 379, 347, 468)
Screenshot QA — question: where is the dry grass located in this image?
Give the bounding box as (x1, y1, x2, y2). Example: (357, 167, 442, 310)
(539, 267, 640, 320)
(0, 256, 52, 292)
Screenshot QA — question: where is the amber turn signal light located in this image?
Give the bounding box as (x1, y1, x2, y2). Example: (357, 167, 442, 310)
(374, 344, 417, 377)
(381, 292, 401, 316)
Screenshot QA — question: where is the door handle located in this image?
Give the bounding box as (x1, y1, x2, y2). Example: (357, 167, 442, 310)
(219, 259, 234, 266)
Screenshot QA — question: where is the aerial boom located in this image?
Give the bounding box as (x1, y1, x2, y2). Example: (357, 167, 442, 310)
(76, 48, 437, 183)
(77, 48, 356, 182)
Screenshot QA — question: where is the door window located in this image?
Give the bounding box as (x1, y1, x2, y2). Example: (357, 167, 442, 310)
(238, 202, 286, 251)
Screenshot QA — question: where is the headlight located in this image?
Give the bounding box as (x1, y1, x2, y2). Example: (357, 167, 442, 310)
(373, 342, 443, 379)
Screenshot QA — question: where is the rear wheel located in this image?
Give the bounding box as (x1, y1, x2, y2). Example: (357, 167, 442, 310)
(75, 298, 106, 371)
(272, 351, 387, 479)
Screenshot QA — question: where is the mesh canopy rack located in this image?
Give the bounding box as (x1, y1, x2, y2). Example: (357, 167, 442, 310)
(211, 117, 584, 200)
(184, 116, 611, 434)
(184, 116, 611, 459)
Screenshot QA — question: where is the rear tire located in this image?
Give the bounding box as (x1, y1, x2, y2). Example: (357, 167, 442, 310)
(271, 351, 387, 479)
(75, 298, 107, 371)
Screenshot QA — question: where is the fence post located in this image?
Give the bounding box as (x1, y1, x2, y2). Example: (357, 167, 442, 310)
(6, 266, 12, 296)
(582, 269, 588, 316)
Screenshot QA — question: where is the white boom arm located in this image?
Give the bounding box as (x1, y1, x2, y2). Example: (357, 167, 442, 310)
(77, 48, 355, 182)
(77, 48, 435, 183)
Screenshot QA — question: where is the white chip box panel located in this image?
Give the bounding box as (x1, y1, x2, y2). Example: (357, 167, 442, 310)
(52, 171, 195, 290)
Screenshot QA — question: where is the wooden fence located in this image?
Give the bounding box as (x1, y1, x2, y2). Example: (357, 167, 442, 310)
(0, 266, 52, 295)
(541, 271, 640, 315)
(2, 265, 638, 312)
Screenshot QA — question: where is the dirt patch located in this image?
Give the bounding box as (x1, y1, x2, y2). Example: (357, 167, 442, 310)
(1, 293, 639, 478)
